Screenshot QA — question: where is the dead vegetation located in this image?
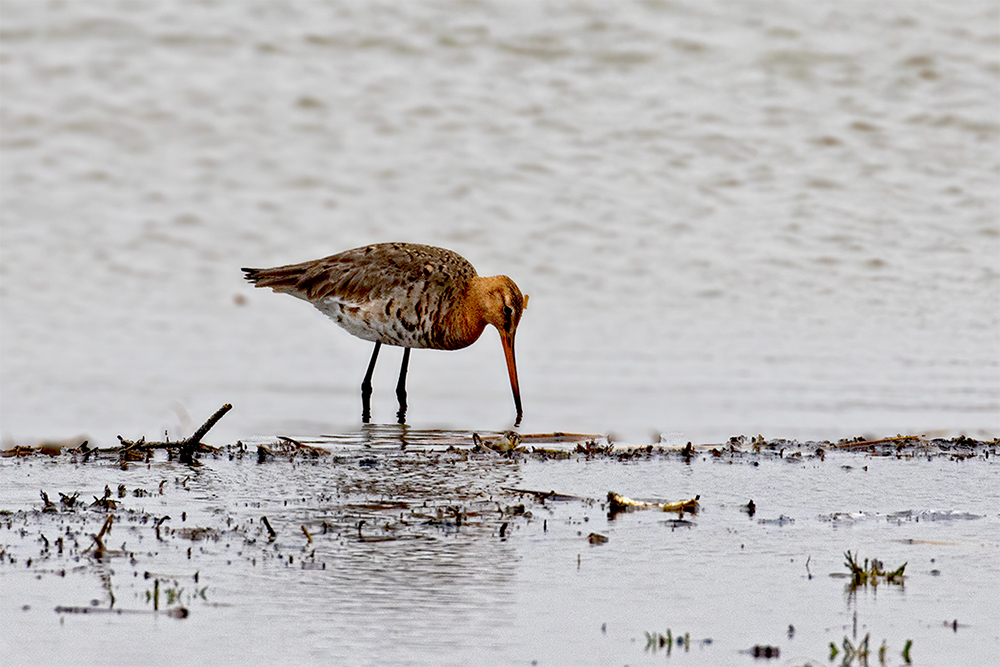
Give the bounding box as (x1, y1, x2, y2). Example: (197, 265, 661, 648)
(607, 492, 700, 517)
(4, 415, 995, 463)
(116, 403, 233, 464)
(844, 550, 907, 589)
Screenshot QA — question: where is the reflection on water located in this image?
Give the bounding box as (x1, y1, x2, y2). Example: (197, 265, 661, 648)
(2, 429, 526, 665)
(2, 432, 998, 665)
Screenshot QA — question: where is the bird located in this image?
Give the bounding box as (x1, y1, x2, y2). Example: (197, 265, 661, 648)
(242, 242, 527, 426)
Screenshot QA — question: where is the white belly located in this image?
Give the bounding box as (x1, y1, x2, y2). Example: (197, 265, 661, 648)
(313, 297, 429, 348)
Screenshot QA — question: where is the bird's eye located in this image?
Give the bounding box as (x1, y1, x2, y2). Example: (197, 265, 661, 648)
(503, 305, 512, 317)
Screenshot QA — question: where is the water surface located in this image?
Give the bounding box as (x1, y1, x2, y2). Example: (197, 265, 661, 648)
(2, 433, 998, 665)
(2, 0, 998, 445)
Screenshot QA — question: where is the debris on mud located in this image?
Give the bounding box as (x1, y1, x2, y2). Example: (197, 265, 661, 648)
(4, 421, 995, 464)
(843, 551, 906, 589)
(0, 422, 992, 667)
(644, 629, 712, 654)
(1, 436, 87, 458)
(473, 431, 523, 454)
(255, 436, 329, 462)
(501, 487, 584, 502)
(745, 644, 780, 659)
(54, 605, 189, 619)
(607, 492, 699, 518)
(116, 404, 233, 464)
(84, 515, 114, 559)
(829, 633, 913, 665)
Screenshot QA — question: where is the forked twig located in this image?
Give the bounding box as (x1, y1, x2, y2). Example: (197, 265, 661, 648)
(117, 404, 232, 462)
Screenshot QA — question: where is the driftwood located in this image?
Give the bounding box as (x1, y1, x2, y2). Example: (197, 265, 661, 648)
(501, 487, 584, 502)
(519, 432, 606, 443)
(256, 435, 329, 461)
(117, 403, 232, 463)
(55, 605, 188, 618)
(831, 435, 923, 449)
(607, 492, 700, 517)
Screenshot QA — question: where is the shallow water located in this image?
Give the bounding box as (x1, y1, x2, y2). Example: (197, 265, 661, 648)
(1, 3, 998, 664)
(2, 433, 998, 666)
(1, 0, 998, 445)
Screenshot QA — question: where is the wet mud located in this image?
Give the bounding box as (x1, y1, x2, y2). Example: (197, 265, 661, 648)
(2, 428, 998, 665)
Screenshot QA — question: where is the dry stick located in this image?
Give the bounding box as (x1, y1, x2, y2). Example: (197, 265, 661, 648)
(501, 487, 584, 501)
(832, 435, 923, 449)
(518, 432, 606, 442)
(117, 403, 233, 454)
(275, 436, 327, 456)
(55, 605, 189, 618)
(86, 515, 114, 558)
(186, 403, 233, 446)
(154, 516, 170, 541)
(261, 516, 277, 541)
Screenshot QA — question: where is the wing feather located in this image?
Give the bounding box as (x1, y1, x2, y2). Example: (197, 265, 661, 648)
(241, 242, 478, 305)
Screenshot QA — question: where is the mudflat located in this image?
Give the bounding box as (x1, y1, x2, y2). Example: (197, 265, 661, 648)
(2, 425, 996, 666)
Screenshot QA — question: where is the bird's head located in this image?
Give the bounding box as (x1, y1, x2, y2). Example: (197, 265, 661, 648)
(482, 275, 527, 337)
(477, 275, 528, 426)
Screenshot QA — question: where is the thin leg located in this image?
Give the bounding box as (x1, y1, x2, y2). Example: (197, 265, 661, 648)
(361, 342, 381, 424)
(395, 347, 410, 424)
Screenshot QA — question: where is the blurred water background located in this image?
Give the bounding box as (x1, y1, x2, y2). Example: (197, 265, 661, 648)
(2, 0, 998, 446)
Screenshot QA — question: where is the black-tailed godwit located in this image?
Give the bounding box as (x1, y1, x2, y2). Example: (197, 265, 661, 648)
(242, 242, 527, 425)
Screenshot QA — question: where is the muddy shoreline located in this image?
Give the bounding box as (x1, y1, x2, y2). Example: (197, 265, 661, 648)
(2, 424, 997, 665)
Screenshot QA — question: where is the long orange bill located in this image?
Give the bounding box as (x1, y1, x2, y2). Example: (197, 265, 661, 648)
(501, 331, 522, 426)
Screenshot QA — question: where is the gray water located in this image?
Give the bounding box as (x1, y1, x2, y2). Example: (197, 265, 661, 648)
(1, 0, 997, 446)
(1, 2, 999, 665)
(1, 436, 999, 666)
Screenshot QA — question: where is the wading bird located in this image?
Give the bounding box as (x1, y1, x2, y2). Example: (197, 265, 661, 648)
(242, 242, 527, 425)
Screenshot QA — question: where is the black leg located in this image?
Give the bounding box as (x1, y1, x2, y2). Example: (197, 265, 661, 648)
(361, 342, 381, 424)
(395, 347, 410, 424)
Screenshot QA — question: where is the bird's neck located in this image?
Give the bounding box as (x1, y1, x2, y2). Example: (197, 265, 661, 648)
(439, 276, 495, 350)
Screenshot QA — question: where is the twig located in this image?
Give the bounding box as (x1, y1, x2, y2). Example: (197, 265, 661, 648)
(187, 404, 232, 446)
(154, 516, 170, 541)
(832, 435, 923, 449)
(519, 432, 606, 442)
(85, 515, 114, 558)
(117, 404, 232, 458)
(261, 516, 277, 541)
(501, 487, 584, 501)
(55, 605, 188, 618)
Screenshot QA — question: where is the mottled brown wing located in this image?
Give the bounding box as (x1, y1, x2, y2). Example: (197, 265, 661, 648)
(241, 242, 478, 304)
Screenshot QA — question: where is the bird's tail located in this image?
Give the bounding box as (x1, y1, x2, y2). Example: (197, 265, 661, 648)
(241, 264, 311, 294)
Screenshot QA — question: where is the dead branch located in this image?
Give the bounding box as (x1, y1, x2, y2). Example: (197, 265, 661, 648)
(117, 403, 232, 461)
(832, 435, 924, 449)
(501, 487, 584, 501)
(261, 516, 277, 541)
(607, 492, 700, 516)
(85, 515, 114, 558)
(519, 432, 607, 442)
(55, 605, 188, 618)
